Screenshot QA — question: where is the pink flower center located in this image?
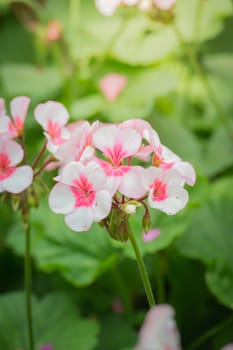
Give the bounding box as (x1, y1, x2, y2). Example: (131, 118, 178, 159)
(14, 116, 24, 131)
(104, 144, 128, 167)
(0, 153, 16, 180)
(47, 120, 62, 144)
(71, 174, 95, 207)
(151, 179, 167, 201)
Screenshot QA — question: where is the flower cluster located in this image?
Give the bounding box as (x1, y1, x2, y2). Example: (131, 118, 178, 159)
(33, 102, 196, 236)
(95, 0, 176, 16)
(0, 97, 33, 194)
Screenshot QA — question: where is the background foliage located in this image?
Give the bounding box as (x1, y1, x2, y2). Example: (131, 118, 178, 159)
(0, 0, 233, 349)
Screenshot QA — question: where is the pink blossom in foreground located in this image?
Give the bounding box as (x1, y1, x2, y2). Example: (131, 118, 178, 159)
(0, 138, 33, 194)
(0, 96, 30, 139)
(221, 345, 233, 350)
(134, 305, 182, 350)
(34, 101, 70, 153)
(143, 228, 161, 242)
(93, 124, 142, 195)
(49, 161, 112, 232)
(153, 0, 176, 10)
(100, 73, 128, 102)
(141, 168, 188, 215)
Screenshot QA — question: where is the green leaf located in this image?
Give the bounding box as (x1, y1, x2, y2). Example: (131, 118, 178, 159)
(0, 292, 99, 350)
(178, 195, 233, 308)
(0, 63, 62, 100)
(175, 0, 233, 42)
(70, 94, 105, 120)
(201, 127, 233, 177)
(7, 199, 118, 287)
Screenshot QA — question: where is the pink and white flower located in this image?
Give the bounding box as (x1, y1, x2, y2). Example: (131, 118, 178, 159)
(0, 98, 6, 117)
(0, 96, 30, 139)
(120, 118, 160, 162)
(100, 73, 128, 102)
(34, 101, 70, 153)
(135, 305, 182, 350)
(0, 138, 33, 194)
(153, 0, 176, 10)
(55, 121, 98, 165)
(49, 161, 112, 232)
(93, 124, 142, 195)
(141, 168, 189, 215)
(152, 145, 196, 186)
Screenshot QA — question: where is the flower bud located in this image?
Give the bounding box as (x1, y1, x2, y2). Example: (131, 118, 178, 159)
(142, 211, 151, 233)
(108, 209, 130, 242)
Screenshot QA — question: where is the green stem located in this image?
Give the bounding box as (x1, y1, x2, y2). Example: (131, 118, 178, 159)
(22, 195, 34, 350)
(112, 265, 133, 313)
(187, 314, 233, 350)
(128, 228, 156, 308)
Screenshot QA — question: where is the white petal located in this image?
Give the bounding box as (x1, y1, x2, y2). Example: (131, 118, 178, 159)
(10, 96, 30, 122)
(34, 101, 69, 129)
(61, 162, 84, 185)
(2, 166, 33, 193)
(172, 161, 196, 186)
(95, 0, 120, 15)
(0, 98, 6, 117)
(141, 167, 163, 189)
(93, 124, 118, 151)
(148, 185, 188, 215)
(49, 183, 75, 214)
(117, 128, 142, 156)
(85, 162, 106, 190)
(3, 140, 24, 166)
(65, 207, 94, 232)
(161, 169, 183, 187)
(94, 190, 112, 221)
(119, 166, 146, 198)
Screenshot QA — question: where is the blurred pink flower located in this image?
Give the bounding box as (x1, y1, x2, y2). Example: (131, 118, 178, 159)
(112, 298, 124, 313)
(46, 20, 62, 42)
(100, 73, 127, 101)
(135, 305, 182, 350)
(40, 345, 53, 350)
(143, 228, 161, 242)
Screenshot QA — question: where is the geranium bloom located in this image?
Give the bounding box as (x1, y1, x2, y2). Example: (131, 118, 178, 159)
(0, 96, 30, 139)
(93, 124, 143, 195)
(152, 144, 196, 186)
(141, 168, 188, 215)
(135, 305, 182, 350)
(34, 101, 70, 153)
(153, 0, 176, 10)
(100, 73, 128, 102)
(0, 138, 33, 194)
(221, 345, 233, 350)
(49, 161, 112, 232)
(55, 121, 98, 165)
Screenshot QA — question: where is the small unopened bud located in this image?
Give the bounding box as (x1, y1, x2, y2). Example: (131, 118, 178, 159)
(11, 194, 21, 211)
(121, 200, 142, 215)
(142, 211, 151, 233)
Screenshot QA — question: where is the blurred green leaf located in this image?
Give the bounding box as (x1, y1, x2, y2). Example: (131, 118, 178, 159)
(201, 128, 233, 177)
(175, 0, 233, 42)
(0, 292, 99, 350)
(178, 195, 233, 308)
(0, 63, 62, 100)
(7, 199, 117, 287)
